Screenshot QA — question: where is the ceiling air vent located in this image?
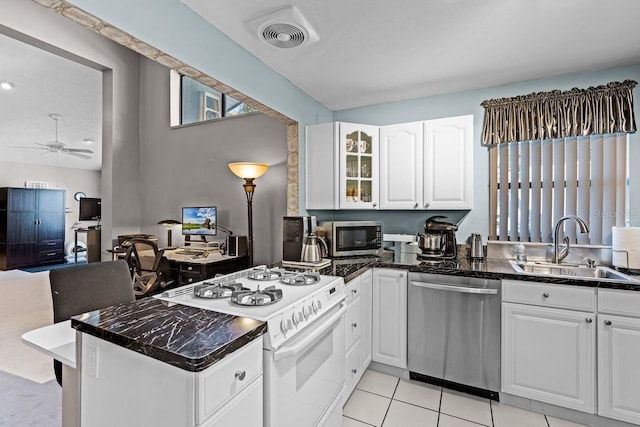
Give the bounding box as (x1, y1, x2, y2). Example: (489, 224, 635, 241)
(246, 6, 319, 49)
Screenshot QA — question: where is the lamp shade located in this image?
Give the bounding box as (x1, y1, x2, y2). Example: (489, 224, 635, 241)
(157, 219, 181, 226)
(228, 162, 269, 179)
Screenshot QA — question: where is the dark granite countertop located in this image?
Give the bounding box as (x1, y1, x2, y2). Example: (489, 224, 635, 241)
(302, 256, 640, 291)
(71, 298, 266, 372)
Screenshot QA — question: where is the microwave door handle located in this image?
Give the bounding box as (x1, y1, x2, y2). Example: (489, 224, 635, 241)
(273, 303, 346, 361)
(409, 281, 498, 295)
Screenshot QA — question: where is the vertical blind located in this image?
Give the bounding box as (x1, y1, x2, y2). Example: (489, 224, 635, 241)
(490, 134, 628, 245)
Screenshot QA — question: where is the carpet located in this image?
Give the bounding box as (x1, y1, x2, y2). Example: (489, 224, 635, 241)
(21, 261, 86, 273)
(0, 370, 61, 427)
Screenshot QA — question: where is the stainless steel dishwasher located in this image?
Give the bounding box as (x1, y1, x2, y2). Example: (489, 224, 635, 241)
(408, 272, 501, 400)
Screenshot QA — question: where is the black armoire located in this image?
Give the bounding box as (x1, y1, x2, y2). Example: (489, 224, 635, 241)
(0, 187, 66, 270)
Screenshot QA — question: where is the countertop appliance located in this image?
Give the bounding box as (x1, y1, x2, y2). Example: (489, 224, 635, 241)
(408, 272, 501, 400)
(470, 233, 484, 260)
(283, 216, 317, 262)
(418, 216, 458, 260)
(156, 266, 346, 427)
(320, 221, 383, 257)
(301, 233, 329, 263)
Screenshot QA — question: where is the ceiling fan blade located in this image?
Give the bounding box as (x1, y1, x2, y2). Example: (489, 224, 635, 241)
(63, 151, 92, 160)
(8, 146, 49, 150)
(63, 148, 94, 154)
(34, 142, 48, 147)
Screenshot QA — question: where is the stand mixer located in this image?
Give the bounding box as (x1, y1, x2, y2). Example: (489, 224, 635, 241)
(417, 215, 458, 259)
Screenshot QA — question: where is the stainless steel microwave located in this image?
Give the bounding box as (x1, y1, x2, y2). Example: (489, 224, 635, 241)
(319, 221, 383, 257)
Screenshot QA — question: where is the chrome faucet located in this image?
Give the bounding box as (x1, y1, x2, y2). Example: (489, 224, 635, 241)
(553, 216, 589, 264)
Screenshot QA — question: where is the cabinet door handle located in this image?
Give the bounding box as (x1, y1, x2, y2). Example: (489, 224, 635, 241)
(543, 292, 550, 298)
(48, 242, 56, 246)
(585, 317, 593, 323)
(372, 203, 377, 208)
(235, 370, 246, 381)
(413, 203, 419, 209)
(604, 320, 612, 326)
(351, 289, 357, 295)
(424, 203, 430, 209)
(351, 368, 357, 374)
(352, 323, 357, 328)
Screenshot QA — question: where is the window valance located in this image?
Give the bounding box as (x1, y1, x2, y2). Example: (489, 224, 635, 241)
(481, 80, 637, 146)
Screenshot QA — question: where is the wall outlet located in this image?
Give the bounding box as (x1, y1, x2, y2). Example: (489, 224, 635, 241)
(86, 344, 99, 379)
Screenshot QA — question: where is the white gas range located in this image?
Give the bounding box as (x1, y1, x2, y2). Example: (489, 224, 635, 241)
(155, 266, 346, 427)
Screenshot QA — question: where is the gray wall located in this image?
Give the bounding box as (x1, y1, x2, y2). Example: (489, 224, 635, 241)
(138, 58, 287, 265)
(1, 0, 142, 256)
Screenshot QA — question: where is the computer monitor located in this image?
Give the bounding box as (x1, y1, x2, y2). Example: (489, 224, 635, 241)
(182, 206, 217, 236)
(79, 197, 101, 221)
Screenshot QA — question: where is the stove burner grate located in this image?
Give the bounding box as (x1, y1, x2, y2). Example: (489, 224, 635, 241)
(231, 285, 283, 306)
(280, 272, 321, 286)
(247, 267, 286, 281)
(193, 282, 248, 299)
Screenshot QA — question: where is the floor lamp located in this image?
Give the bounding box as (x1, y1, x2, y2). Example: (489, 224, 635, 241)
(228, 162, 269, 267)
(157, 219, 181, 249)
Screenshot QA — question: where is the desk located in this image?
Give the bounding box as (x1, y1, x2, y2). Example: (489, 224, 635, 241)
(74, 228, 101, 264)
(163, 250, 249, 285)
(22, 321, 79, 427)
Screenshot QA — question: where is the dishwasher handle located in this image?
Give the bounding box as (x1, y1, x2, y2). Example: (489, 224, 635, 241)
(409, 280, 498, 295)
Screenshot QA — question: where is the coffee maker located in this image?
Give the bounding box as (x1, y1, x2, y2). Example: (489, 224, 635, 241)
(282, 216, 317, 262)
(417, 216, 458, 259)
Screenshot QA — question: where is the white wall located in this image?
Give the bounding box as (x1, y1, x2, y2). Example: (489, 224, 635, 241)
(138, 57, 287, 265)
(0, 160, 101, 247)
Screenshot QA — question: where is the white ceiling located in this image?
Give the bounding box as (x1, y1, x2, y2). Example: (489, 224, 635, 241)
(182, 0, 640, 111)
(0, 33, 102, 171)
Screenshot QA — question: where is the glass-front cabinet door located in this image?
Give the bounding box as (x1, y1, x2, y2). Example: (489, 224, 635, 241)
(339, 123, 379, 209)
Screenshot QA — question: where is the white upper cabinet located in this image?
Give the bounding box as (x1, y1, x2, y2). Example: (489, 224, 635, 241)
(379, 122, 424, 209)
(339, 123, 379, 209)
(305, 122, 378, 210)
(306, 115, 472, 210)
(423, 115, 474, 210)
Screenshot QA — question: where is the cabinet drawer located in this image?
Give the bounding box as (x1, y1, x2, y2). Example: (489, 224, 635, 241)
(38, 249, 64, 264)
(502, 280, 596, 311)
(38, 240, 63, 251)
(179, 272, 205, 284)
(599, 289, 640, 317)
(196, 337, 263, 424)
(180, 263, 205, 274)
(345, 297, 362, 349)
(344, 338, 363, 396)
(345, 276, 362, 304)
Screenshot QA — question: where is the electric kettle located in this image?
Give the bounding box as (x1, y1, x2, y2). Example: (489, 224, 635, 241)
(301, 233, 328, 264)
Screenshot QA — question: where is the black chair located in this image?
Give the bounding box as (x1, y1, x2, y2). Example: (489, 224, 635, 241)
(49, 260, 135, 386)
(124, 238, 173, 297)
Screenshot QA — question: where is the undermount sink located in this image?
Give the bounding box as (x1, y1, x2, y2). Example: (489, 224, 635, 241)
(509, 261, 639, 283)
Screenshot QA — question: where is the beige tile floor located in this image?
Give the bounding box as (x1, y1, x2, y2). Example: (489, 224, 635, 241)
(343, 370, 587, 427)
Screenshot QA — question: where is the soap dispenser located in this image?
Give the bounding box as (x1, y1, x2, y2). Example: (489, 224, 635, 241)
(515, 244, 527, 262)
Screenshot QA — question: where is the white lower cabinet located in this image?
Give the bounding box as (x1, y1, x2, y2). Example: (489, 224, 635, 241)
(597, 290, 640, 424)
(80, 333, 263, 427)
(360, 269, 373, 368)
(501, 280, 596, 413)
(372, 268, 407, 369)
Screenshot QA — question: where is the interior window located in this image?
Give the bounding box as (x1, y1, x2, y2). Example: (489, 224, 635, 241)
(489, 134, 629, 246)
(170, 70, 256, 126)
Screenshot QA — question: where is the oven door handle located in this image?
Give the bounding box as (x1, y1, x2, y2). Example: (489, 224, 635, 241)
(409, 281, 498, 295)
(273, 303, 346, 361)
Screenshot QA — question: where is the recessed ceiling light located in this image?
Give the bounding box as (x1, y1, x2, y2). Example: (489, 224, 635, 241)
(82, 138, 94, 144)
(0, 81, 15, 90)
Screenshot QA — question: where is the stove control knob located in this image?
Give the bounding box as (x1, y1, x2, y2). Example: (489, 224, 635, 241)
(292, 312, 303, 326)
(280, 318, 293, 334)
(315, 300, 322, 311)
(311, 300, 320, 313)
(302, 305, 311, 319)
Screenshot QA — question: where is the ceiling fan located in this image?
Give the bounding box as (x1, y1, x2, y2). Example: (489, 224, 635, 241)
(12, 114, 94, 159)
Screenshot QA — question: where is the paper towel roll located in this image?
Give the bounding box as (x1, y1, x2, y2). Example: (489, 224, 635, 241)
(612, 226, 640, 269)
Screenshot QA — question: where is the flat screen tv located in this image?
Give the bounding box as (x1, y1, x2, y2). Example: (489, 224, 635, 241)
(79, 197, 101, 221)
(182, 206, 217, 236)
